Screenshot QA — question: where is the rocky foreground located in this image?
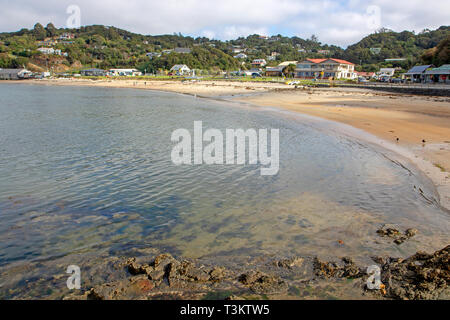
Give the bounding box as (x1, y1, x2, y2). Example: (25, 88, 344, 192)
(66, 244, 449, 300)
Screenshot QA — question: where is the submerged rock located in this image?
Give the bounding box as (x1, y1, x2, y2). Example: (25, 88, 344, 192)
(313, 256, 363, 279)
(376, 226, 418, 245)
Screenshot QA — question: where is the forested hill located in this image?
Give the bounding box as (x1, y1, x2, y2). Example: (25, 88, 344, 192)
(344, 26, 450, 71)
(0, 23, 448, 73)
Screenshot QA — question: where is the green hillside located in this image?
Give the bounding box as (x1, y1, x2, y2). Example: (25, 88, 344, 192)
(0, 23, 448, 74)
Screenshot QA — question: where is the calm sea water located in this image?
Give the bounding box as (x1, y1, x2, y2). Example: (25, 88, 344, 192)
(0, 84, 448, 275)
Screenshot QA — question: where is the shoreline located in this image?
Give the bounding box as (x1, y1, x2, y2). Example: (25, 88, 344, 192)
(3, 78, 449, 211)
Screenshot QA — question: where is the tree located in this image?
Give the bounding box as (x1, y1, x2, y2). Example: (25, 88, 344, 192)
(310, 34, 319, 43)
(282, 64, 296, 78)
(45, 23, 57, 37)
(33, 23, 46, 40)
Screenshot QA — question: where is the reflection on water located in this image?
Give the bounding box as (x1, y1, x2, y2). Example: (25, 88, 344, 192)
(0, 84, 448, 297)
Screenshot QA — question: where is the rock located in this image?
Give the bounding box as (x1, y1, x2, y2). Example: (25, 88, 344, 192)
(274, 257, 304, 269)
(379, 245, 449, 300)
(313, 257, 363, 279)
(376, 226, 418, 245)
(405, 228, 418, 238)
(238, 271, 287, 294)
(209, 267, 226, 281)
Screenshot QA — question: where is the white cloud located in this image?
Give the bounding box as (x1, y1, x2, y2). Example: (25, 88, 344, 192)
(0, 0, 448, 47)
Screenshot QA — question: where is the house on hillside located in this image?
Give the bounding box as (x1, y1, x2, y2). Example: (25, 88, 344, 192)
(404, 65, 434, 83)
(174, 47, 191, 54)
(251, 59, 267, 67)
(318, 50, 330, 55)
(80, 68, 107, 76)
(232, 47, 245, 54)
(0, 68, 32, 80)
(170, 64, 191, 75)
(59, 33, 75, 40)
(146, 52, 161, 59)
(37, 47, 55, 55)
(295, 58, 356, 79)
(234, 53, 248, 59)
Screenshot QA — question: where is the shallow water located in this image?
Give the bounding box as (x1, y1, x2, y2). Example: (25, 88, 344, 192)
(0, 84, 448, 297)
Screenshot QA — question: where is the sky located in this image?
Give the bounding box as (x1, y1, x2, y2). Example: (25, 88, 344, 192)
(0, 0, 448, 47)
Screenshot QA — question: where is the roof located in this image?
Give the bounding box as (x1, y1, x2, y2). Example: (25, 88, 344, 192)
(0, 68, 26, 74)
(266, 66, 284, 72)
(327, 58, 354, 65)
(305, 59, 327, 64)
(356, 71, 375, 76)
(405, 65, 433, 75)
(170, 64, 190, 70)
(278, 61, 298, 67)
(425, 64, 450, 75)
(82, 68, 106, 72)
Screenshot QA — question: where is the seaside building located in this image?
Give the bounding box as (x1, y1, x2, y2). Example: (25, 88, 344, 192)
(377, 68, 396, 77)
(170, 64, 191, 75)
(404, 65, 434, 83)
(109, 69, 143, 76)
(265, 66, 284, 77)
(295, 58, 356, 79)
(356, 71, 375, 79)
(80, 68, 107, 76)
(424, 65, 450, 84)
(0, 68, 32, 80)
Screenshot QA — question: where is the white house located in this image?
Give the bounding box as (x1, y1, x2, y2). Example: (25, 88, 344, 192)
(251, 59, 267, 67)
(146, 52, 161, 59)
(377, 68, 396, 77)
(233, 53, 248, 59)
(170, 64, 191, 75)
(37, 47, 55, 55)
(295, 58, 356, 79)
(109, 69, 143, 76)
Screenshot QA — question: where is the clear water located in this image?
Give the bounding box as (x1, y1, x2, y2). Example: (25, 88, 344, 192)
(0, 84, 448, 276)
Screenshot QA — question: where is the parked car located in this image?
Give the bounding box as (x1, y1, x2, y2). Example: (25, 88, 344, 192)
(252, 72, 262, 78)
(390, 78, 403, 84)
(358, 77, 369, 83)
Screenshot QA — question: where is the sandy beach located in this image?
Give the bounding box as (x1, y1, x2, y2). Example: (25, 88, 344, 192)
(4, 78, 450, 210)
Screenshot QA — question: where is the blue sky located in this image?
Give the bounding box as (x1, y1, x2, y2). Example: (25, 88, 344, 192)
(0, 0, 448, 47)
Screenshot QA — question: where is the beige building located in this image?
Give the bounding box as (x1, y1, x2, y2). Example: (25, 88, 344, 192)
(295, 58, 356, 79)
